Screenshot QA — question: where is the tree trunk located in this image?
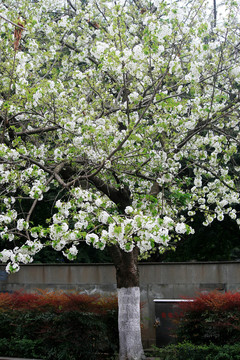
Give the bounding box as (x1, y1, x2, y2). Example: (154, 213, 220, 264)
(109, 245, 145, 360)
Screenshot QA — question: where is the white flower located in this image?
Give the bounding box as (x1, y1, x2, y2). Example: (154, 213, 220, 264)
(86, 233, 99, 245)
(163, 216, 173, 227)
(52, 214, 64, 224)
(105, 160, 111, 169)
(74, 220, 88, 230)
(219, 199, 228, 207)
(54, 148, 63, 161)
(229, 210, 237, 220)
(231, 66, 240, 77)
(33, 90, 42, 106)
(69, 245, 78, 256)
(29, 186, 43, 200)
(175, 222, 187, 234)
(133, 44, 143, 61)
(129, 91, 139, 102)
(8, 234, 14, 241)
(100, 230, 108, 243)
(0, 249, 13, 263)
(158, 24, 172, 38)
(61, 223, 69, 232)
(108, 223, 116, 238)
(125, 206, 133, 215)
(95, 198, 102, 207)
(58, 16, 69, 27)
(194, 177, 202, 187)
(28, 39, 39, 54)
(31, 231, 38, 238)
(73, 71, 85, 80)
(52, 240, 66, 251)
(17, 219, 29, 231)
(95, 41, 109, 55)
(55, 200, 62, 208)
(98, 211, 109, 224)
(16, 253, 33, 264)
(6, 262, 20, 274)
(217, 213, 224, 221)
(159, 227, 169, 237)
(156, 177, 164, 185)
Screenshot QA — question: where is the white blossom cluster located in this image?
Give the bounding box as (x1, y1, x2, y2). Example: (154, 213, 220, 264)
(35, 191, 193, 258)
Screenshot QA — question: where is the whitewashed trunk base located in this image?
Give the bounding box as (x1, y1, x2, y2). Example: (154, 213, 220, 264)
(118, 287, 145, 360)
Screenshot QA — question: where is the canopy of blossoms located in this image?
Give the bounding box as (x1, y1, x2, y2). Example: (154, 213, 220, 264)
(0, 0, 240, 272)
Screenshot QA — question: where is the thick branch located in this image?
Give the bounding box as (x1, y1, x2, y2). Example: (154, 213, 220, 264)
(89, 176, 132, 211)
(16, 126, 59, 136)
(58, 163, 131, 210)
(53, 162, 68, 187)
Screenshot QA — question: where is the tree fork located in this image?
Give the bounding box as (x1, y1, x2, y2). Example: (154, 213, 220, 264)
(109, 244, 140, 288)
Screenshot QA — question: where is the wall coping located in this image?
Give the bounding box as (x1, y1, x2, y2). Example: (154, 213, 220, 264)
(1, 261, 240, 267)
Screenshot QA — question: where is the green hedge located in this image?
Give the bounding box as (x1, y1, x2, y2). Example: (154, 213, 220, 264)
(149, 343, 240, 360)
(0, 291, 118, 360)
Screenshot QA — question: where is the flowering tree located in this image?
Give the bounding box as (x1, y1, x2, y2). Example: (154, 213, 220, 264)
(1, 0, 240, 358)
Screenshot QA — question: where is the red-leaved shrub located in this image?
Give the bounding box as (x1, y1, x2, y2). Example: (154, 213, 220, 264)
(0, 289, 117, 313)
(174, 291, 240, 345)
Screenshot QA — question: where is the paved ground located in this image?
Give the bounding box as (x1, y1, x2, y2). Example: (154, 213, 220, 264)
(0, 358, 43, 360)
(0, 357, 157, 360)
(0, 358, 158, 360)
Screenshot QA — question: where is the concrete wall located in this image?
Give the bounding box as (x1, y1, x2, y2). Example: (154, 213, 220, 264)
(0, 262, 240, 347)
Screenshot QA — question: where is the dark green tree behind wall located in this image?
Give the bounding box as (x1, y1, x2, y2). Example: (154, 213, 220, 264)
(153, 213, 240, 262)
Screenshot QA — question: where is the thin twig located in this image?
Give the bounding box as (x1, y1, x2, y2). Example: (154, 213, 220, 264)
(0, 14, 25, 30)
(67, 0, 77, 12)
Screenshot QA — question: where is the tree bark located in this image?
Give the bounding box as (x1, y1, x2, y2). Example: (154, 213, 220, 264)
(109, 245, 145, 360)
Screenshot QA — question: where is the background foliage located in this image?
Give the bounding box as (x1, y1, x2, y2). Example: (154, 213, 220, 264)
(153, 214, 240, 262)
